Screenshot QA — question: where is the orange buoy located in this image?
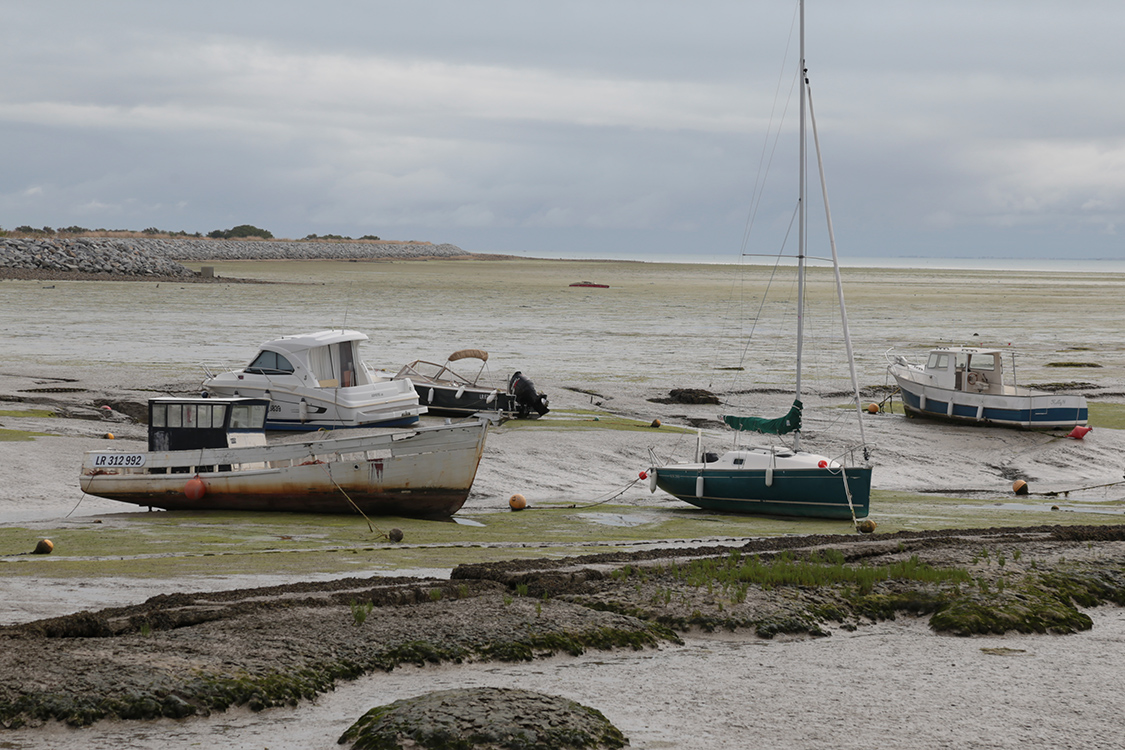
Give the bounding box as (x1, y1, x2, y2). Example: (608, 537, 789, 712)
(857, 519, 877, 534)
(650, 419, 662, 428)
(1012, 479, 1029, 495)
(866, 403, 879, 414)
(509, 493, 527, 511)
(184, 476, 206, 500)
(33, 539, 54, 554)
(104, 432, 115, 440)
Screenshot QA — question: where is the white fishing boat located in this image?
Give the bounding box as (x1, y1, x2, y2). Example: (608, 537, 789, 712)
(646, 0, 873, 522)
(394, 348, 549, 419)
(80, 396, 489, 518)
(886, 346, 1089, 430)
(202, 330, 424, 431)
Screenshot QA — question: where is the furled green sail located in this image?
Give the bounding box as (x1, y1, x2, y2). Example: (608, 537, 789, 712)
(722, 399, 802, 435)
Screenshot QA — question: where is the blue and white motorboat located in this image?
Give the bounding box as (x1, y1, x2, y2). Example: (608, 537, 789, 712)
(887, 346, 1088, 430)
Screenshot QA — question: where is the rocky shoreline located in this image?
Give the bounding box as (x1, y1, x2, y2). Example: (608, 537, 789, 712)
(0, 237, 472, 280)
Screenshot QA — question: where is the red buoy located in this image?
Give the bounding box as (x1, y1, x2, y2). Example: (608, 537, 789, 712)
(1067, 425, 1092, 440)
(639, 471, 648, 480)
(818, 460, 828, 468)
(184, 476, 206, 500)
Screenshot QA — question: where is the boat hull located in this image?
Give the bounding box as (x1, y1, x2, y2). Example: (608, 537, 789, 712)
(80, 421, 488, 518)
(652, 465, 871, 520)
(203, 378, 423, 431)
(890, 371, 1088, 430)
(415, 382, 517, 418)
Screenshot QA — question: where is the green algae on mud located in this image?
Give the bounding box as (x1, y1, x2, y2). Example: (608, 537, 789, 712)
(4, 489, 1125, 581)
(0, 409, 57, 419)
(0, 428, 52, 442)
(1088, 401, 1125, 429)
(498, 411, 692, 434)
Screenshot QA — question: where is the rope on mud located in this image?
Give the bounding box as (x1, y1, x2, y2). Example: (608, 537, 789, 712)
(1034, 478, 1125, 498)
(318, 461, 387, 537)
(565, 475, 646, 510)
(64, 493, 86, 518)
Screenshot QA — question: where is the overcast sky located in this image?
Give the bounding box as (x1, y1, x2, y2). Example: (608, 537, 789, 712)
(3, 1, 1123, 261)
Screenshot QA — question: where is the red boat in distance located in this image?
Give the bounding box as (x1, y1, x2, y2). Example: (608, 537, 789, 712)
(569, 281, 609, 288)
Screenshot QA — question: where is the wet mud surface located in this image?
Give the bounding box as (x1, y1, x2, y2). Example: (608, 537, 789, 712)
(3, 524, 1124, 731)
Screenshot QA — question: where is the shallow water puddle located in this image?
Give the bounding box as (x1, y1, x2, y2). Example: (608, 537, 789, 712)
(577, 512, 657, 527)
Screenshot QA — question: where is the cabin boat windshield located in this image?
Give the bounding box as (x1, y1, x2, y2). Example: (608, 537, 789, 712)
(926, 352, 950, 370)
(246, 351, 295, 375)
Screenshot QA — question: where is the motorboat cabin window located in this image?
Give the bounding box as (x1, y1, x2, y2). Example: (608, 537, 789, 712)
(969, 353, 997, 372)
(927, 352, 951, 371)
(246, 351, 295, 375)
(340, 343, 357, 387)
(229, 403, 267, 430)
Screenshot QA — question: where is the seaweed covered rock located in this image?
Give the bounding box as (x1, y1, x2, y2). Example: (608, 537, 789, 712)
(648, 388, 720, 405)
(339, 687, 627, 750)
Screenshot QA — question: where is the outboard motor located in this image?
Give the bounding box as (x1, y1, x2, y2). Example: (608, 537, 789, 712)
(508, 371, 550, 417)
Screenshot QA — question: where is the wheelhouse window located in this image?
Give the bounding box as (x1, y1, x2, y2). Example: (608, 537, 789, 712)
(927, 352, 950, 370)
(969, 353, 997, 372)
(229, 403, 266, 429)
(246, 351, 295, 375)
(152, 402, 228, 429)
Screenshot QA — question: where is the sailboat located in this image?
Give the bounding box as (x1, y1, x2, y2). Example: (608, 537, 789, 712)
(647, 0, 873, 522)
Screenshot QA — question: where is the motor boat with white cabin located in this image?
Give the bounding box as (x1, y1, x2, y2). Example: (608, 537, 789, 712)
(80, 396, 489, 517)
(886, 346, 1088, 430)
(202, 330, 424, 431)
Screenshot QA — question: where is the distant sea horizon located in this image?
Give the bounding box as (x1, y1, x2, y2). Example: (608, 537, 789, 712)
(536, 251, 1125, 273)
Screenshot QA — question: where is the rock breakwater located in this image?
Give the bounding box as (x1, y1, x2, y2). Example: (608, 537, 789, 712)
(0, 237, 469, 279)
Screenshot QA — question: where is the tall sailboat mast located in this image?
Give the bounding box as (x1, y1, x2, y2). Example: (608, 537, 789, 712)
(794, 0, 807, 452)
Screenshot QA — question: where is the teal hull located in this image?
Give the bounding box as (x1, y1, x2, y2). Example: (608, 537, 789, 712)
(653, 466, 872, 520)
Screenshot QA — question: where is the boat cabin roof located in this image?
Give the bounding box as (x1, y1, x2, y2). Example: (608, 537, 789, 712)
(259, 329, 369, 355)
(927, 346, 1003, 357)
